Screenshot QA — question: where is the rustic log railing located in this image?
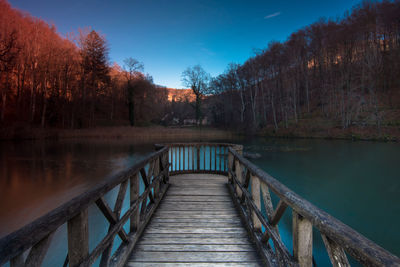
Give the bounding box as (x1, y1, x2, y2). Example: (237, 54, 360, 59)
(157, 142, 242, 175)
(0, 142, 399, 267)
(0, 146, 169, 267)
(226, 146, 400, 267)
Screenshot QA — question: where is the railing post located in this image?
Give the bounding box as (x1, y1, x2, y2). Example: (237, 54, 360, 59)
(293, 211, 313, 267)
(130, 173, 140, 232)
(235, 159, 243, 197)
(163, 151, 169, 183)
(67, 209, 89, 267)
(10, 254, 24, 267)
(232, 144, 243, 155)
(250, 174, 262, 231)
(154, 157, 160, 198)
(228, 151, 233, 183)
(196, 145, 200, 171)
(191, 146, 195, 171)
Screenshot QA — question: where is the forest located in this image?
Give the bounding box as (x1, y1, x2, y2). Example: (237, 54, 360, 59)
(0, 0, 172, 129)
(206, 0, 400, 138)
(0, 0, 399, 140)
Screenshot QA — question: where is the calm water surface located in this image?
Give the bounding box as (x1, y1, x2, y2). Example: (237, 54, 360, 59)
(242, 138, 400, 265)
(0, 137, 399, 266)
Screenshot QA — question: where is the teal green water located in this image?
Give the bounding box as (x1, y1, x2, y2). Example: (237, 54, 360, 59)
(242, 138, 400, 265)
(0, 138, 399, 266)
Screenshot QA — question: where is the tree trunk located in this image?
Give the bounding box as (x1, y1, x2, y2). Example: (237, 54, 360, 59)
(1, 91, 6, 123)
(195, 94, 202, 125)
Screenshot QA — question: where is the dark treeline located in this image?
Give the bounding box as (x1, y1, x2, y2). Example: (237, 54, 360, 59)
(0, 0, 169, 128)
(208, 1, 400, 134)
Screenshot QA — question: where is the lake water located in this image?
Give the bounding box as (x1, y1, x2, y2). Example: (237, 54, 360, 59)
(0, 137, 399, 266)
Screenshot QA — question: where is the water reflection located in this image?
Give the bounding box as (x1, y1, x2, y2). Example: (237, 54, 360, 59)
(244, 138, 400, 265)
(0, 140, 153, 237)
(0, 137, 399, 266)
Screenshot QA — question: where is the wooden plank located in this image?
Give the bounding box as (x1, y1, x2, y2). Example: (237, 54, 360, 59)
(154, 211, 239, 216)
(167, 188, 229, 193)
(129, 251, 260, 262)
(163, 197, 232, 202)
(114, 180, 128, 218)
(10, 254, 24, 267)
(250, 174, 261, 231)
(159, 202, 235, 207)
(95, 197, 129, 243)
(171, 187, 227, 194)
(67, 210, 88, 267)
(270, 200, 288, 226)
(135, 244, 256, 252)
(144, 227, 247, 234)
(130, 173, 140, 232)
(147, 222, 243, 228)
(170, 174, 227, 179)
(25, 232, 54, 267)
(260, 182, 282, 239)
(293, 211, 313, 267)
(139, 237, 252, 245)
(203, 145, 206, 170)
(183, 146, 186, 171)
(153, 157, 161, 198)
(175, 147, 177, 171)
(231, 172, 293, 262)
(140, 167, 155, 204)
(126, 262, 261, 267)
(157, 207, 235, 212)
(156, 209, 235, 214)
(149, 218, 242, 224)
(158, 204, 235, 208)
(99, 179, 128, 267)
(234, 159, 243, 197)
(108, 183, 169, 267)
(321, 234, 350, 267)
(196, 145, 200, 171)
(139, 233, 249, 239)
(170, 180, 227, 185)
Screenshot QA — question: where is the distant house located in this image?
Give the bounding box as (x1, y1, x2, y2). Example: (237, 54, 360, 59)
(201, 117, 210, 125)
(184, 119, 197, 125)
(183, 117, 209, 126)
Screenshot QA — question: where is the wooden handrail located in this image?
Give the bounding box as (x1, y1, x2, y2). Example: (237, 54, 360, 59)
(227, 146, 400, 267)
(156, 142, 242, 176)
(0, 146, 170, 266)
(1, 142, 398, 267)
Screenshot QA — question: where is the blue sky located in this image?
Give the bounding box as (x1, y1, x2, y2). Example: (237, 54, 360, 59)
(9, 0, 361, 88)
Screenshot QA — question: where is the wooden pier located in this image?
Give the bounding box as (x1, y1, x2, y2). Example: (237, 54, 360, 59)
(0, 143, 399, 267)
(127, 173, 263, 266)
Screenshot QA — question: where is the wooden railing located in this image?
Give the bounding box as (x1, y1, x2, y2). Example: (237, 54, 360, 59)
(226, 146, 400, 267)
(1, 142, 399, 267)
(156, 142, 242, 175)
(0, 147, 169, 267)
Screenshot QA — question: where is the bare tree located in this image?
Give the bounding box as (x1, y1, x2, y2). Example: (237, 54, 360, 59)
(123, 57, 144, 126)
(181, 65, 210, 125)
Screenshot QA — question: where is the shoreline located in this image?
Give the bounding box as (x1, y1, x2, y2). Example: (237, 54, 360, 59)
(1, 125, 398, 143)
(0, 126, 237, 142)
(256, 125, 399, 142)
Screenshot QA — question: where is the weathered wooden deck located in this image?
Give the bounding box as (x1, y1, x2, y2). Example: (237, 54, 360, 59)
(126, 173, 263, 266)
(1, 143, 399, 267)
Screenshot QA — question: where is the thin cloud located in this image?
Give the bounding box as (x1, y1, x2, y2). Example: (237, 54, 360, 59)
(200, 47, 216, 56)
(264, 12, 281, 19)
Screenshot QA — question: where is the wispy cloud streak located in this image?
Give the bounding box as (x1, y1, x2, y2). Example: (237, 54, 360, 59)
(264, 12, 281, 19)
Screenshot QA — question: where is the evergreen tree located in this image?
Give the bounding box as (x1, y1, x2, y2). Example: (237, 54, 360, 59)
(80, 30, 109, 126)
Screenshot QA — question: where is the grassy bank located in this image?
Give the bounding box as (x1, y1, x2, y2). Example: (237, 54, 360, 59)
(0, 125, 237, 142)
(258, 120, 399, 142)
